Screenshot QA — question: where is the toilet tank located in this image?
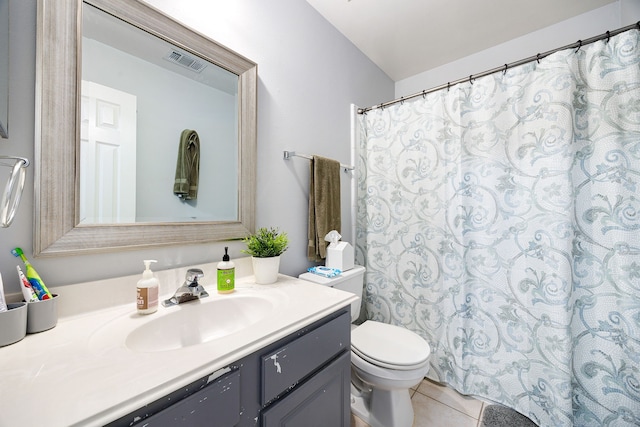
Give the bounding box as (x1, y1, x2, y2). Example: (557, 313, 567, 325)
(298, 265, 365, 322)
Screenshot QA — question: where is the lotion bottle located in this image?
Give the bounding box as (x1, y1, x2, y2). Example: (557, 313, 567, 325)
(217, 247, 235, 294)
(137, 260, 159, 314)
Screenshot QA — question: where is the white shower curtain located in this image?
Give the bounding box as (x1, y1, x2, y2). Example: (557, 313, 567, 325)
(356, 29, 640, 427)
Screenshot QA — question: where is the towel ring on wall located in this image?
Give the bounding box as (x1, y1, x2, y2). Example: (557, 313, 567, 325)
(0, 156, 29, 228)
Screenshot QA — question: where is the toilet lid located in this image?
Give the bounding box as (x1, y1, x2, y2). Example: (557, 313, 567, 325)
(351, 321, 431, 370)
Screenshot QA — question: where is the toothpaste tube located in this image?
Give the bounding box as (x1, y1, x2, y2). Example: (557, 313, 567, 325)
(0, 273, 7, 312)
(17, 266, 39, 303)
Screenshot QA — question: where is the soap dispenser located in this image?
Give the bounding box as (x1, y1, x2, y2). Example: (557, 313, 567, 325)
(137, 260, 159, 314)
(217, 247, 235, 294)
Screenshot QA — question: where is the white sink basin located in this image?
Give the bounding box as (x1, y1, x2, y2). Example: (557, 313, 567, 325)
(127, 294, 275, 352)
(89, 290, 285, 354)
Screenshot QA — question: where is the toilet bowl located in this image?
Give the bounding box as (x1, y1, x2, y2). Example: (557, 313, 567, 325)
(299, 266, 431, 427)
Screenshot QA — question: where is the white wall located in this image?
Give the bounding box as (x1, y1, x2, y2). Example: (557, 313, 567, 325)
(4, 0, 637, 293)
(0, 0, 393, 293)
(395, 1, 640, 98)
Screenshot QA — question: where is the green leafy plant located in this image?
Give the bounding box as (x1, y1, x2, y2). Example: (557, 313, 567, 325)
(241, 227, 289, 258)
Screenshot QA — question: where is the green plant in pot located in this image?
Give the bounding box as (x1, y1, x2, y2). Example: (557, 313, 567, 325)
(242, 227, 288, 284)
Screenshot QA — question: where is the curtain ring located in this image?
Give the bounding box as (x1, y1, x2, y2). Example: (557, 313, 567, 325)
(400, 97, 404, 105)
(536, 53, 541, 64)
(469, 75, 474, 85)
(422, 90, 427, 99)
(379, 103, 384, 111)
(575, 40, 582, 53)
(606, 30, 611, 43)
(503, 64, 508, 75)
(447, 82, 450, 92)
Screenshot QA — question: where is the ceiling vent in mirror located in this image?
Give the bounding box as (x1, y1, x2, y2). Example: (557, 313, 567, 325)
(163, 50, 207, 73)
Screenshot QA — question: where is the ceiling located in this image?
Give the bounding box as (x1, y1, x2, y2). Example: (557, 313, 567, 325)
(306, 0, 616, 81)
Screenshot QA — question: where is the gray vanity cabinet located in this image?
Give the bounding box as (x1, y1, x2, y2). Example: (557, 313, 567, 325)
(107, 307, 351, 427)
(235, 308, 351, 426)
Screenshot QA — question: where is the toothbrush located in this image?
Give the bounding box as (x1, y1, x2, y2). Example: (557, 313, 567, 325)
(17, 265, 39, 302)
(12, 247, 51, 300)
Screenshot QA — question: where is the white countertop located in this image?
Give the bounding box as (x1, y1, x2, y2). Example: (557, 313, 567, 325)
(0, 259, 356, 427)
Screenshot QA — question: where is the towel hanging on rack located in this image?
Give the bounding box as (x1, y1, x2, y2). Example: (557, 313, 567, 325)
(308, 155, 341, 261)
(173, 129, 200, 200)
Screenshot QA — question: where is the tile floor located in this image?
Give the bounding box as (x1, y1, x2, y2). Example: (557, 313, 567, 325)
(351, 378, 488, 427)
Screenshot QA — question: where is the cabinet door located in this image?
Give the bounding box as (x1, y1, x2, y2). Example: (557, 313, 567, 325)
(261, 351, 350, 427)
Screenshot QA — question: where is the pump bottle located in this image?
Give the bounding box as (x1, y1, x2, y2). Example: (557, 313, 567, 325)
(137, 260, 159, 314)
(217, 247, 235, 294)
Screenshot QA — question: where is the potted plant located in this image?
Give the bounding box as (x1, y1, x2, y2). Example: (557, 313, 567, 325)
(242, 227, 289, 284)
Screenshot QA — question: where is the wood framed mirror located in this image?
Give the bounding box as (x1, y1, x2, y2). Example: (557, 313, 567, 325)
(35, 0, 256, 256)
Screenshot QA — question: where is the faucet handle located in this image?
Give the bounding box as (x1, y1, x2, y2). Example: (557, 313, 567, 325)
(185, 268, 204, 285)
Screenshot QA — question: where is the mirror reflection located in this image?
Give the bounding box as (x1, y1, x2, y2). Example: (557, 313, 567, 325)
(81, 3, 238, 224)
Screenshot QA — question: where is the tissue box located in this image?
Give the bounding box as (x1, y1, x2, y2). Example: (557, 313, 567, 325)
(326, 242, 354, 272)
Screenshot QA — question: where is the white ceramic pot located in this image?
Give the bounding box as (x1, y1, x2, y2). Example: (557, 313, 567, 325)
(252, 256, 281, 284)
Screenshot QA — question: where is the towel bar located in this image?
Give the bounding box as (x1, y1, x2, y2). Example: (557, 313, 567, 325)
(283, 151, 354, 172)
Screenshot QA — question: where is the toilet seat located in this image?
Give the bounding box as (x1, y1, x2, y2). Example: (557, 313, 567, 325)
(351, 321, 430, 371)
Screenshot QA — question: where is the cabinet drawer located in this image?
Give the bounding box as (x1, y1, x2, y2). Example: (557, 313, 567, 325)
(142, 369, 240, 426)
(108, 368, 240, 427)
(261, 311, 350, 404)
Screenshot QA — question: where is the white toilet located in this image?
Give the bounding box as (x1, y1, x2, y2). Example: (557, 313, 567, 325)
(299, 266, 431, 427)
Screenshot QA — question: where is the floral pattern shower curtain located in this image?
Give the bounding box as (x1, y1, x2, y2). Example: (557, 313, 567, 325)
(356, 30, 640, 426)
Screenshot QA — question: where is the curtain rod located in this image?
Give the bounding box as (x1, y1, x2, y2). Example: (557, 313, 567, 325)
(358, 21, 640, 114)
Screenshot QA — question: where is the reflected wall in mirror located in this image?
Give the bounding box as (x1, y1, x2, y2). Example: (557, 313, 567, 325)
(0, 0, 8, 138)
(35, 0, 256, 255)
(81, 3, 238, 224)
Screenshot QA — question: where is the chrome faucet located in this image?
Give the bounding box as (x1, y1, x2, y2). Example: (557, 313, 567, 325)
(162, 268, 209, 307)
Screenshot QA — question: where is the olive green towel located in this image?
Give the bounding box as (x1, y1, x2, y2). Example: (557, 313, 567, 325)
(308, 155, 341, 261)
(173, 129, 200, 200)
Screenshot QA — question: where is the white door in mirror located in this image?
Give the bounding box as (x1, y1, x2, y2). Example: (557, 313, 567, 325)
(80, 80, 137, 224)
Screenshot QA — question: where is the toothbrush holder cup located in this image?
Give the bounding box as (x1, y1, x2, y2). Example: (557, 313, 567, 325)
(0, 302, 28, 346)
(27, 294, 59, 333)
